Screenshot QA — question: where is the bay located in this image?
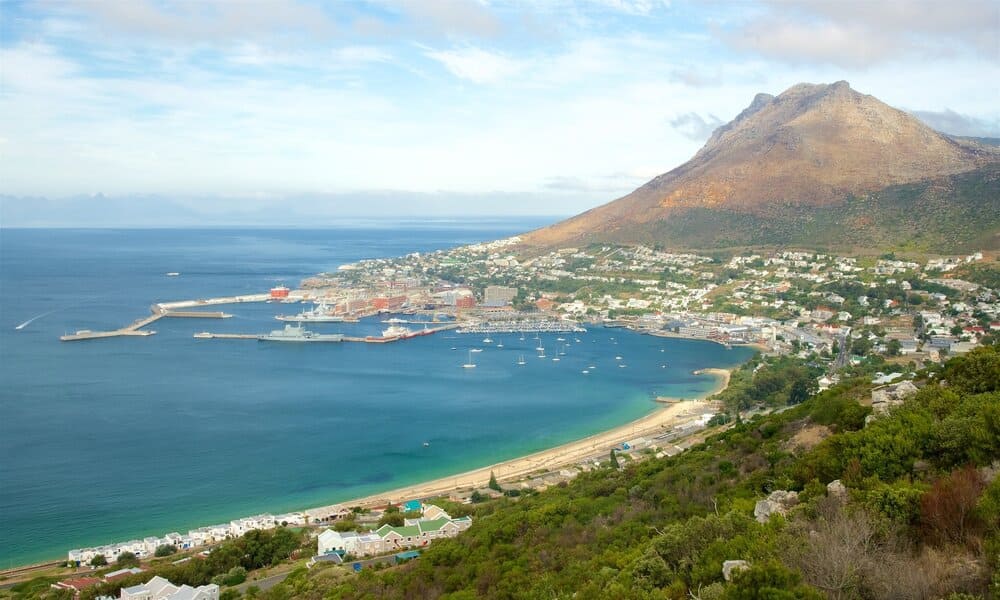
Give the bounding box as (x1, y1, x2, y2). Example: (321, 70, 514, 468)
(0, 223, 754, 567)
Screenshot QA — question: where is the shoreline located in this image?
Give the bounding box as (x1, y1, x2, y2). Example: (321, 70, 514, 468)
(5, 368, 734, 573)
(312, 367, 732, 509)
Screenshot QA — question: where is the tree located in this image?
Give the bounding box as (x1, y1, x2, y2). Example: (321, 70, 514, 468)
(725, 561, 823, 599)
(90, 555, 107, 567)
(886, 339, 902, 357)
(377, 510, 404, 528)
(154, 544, 177, 557)
(116, 552, 139, 567)
(488, 471, 501, 492)
(609, 449, 620, 469)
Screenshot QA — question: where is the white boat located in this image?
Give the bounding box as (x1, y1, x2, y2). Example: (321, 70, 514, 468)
(556, 337, 565, 342)
(384, 317, 407, 324)
(619, 364, 627, 368)
(497, 338, 504, 348)
(615, 356, 623, 360)
(166, 272, 180, 277)
(193, 332, 212, 339)
(462, 350, 477, 369)
(517, 355, 526, 365)
(582, 370, 589, 374)
(383, 325, 411, 338)
(552, 357, 560, 362)
(483, 336, 493, 343)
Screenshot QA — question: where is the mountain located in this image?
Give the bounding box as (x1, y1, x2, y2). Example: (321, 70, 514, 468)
(524, 81, 1000, 252)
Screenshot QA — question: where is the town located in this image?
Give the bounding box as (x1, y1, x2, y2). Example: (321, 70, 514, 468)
(297, 238, 997, 376)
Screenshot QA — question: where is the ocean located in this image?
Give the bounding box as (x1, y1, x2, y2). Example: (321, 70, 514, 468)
(0, 223, 755, 567)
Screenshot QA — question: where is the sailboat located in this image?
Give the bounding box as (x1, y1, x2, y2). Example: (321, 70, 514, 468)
(534, 333, 544, 352)
(462, 350, 477, 369)
(517, 355, 526, 365)
(559, 344, 567, 356)
(497, 337, 504, 348)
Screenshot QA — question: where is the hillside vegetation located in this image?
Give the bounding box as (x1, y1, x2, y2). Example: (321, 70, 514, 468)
(638, 166, 1000, 253)
(269, 347, 1000, 599)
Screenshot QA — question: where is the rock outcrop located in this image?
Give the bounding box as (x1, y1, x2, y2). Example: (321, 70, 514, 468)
(754, 490, 799, 523)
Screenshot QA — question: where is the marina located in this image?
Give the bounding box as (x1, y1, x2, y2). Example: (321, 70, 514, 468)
(458, 320, 586, 334)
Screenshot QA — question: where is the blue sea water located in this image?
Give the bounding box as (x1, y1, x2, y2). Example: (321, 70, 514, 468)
(0, 223, 754, 567)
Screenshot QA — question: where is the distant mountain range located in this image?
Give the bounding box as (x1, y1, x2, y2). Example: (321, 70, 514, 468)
(524, 81, 1000, 253)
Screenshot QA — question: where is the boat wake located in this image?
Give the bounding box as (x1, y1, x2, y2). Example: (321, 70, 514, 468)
(15, 309, 61, 330)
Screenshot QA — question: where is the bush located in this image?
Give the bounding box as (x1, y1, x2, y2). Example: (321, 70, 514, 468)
(90, 555, 107, 567)
(116, 552, 139, 567)
(724, 561, 823, 599)
(920, 466, 986, 546)
(154, 545, 177, 557)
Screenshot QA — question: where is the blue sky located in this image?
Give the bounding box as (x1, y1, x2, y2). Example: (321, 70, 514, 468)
(1, 0, 998, 225)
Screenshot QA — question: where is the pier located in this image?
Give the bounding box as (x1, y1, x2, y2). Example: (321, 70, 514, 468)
(192, 323, 460, 343)
(61, 304, 234, 342)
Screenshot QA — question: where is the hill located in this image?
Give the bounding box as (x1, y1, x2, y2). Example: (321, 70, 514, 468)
(524, 82, 1000, 253)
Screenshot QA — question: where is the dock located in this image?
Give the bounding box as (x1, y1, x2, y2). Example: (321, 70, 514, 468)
(192, 323, 460, 343)
(61, 305, 232, 342)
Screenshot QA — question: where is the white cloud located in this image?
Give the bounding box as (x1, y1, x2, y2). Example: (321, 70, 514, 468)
(722, 0, 1000, 67)
(424, 46, 524, 84)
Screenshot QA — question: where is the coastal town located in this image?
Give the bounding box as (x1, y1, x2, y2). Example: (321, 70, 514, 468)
(297, 237, 997, 372)
(9, 238, 999, 598)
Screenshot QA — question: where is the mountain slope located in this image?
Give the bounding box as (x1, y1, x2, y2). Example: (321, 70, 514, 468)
(524, 82, 1000, 252)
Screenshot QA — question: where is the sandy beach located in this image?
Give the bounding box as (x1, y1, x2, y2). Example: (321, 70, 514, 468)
(334, 367, 732, 509)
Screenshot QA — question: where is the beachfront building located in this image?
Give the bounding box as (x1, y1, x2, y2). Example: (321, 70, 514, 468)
(68, 512, 303, 565)
(120, 576, 218, 600)
(317, 530, 384, 557)
(316, 505, 472, 558)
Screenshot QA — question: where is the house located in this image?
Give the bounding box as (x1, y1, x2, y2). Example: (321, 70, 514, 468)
(52, 578, 101, 596)
(119, 577, 218, 600)
(103, 568, 144, 582)
(317, 506, 472, 558)
(316, 530, 382, 557)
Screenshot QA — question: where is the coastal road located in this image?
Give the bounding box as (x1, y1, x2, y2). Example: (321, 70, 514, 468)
(236, 571, 293, 593)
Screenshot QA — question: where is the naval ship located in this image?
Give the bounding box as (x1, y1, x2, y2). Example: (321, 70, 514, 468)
(258, 323, 345, 342)
(275, 302, 347, 323)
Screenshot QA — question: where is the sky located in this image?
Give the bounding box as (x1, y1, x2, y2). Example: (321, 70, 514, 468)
(0, 0, 998, 226)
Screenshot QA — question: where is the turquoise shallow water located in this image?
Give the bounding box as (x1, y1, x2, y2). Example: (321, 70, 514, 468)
(0, 224, 754, 567)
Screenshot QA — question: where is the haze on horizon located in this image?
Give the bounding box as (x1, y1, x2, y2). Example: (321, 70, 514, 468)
(1, 0, 998, 227)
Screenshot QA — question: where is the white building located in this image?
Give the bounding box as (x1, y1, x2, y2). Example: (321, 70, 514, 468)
(120, 577, 218, 600)
(316, 505, 472, 558)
